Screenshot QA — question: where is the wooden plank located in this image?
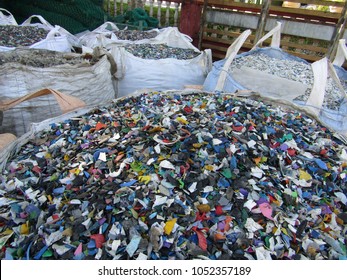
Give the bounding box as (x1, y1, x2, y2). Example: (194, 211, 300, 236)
(203, 27, 257, 41)
(202, 37, 326, 56)
(203, 36, 253, 47)
(203, 27, 328, 52)
(202, 44, 228, 53)
(203, 43, 323, 62)
(197, 0, 341, 21)
(197, 0, 261, 10)
(280, 40, 327, 52)
(283, 0, 338, 5)
(203, 36, 236, 45)
(276, 0, 345, 7)
(211, 52, 227, 60)
(286, 50, 323, 61)
(269, 6, 340, 20)
(203, 34, 316, 52)
(203, 27, 256, 39)
(203, 27, 249, 38)
(198, 0, 209, 49)
(202, 43, 323, 62)
(197, 0, 345, 8)
(202, 40, 254, 50)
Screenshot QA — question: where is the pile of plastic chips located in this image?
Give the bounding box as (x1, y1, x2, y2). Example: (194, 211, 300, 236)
(0, 91, 346, 260)
(0, 25, 49, 48)
(230, 52, 347, 111)
(112, 30, 158, 41)
(0, 48, 97, 67)
(124, 44, 201, 60)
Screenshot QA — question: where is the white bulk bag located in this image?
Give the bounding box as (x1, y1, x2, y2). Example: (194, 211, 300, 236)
(203, 22, 298, 94)
(0, 133, 17, 151)
(80, 24, 196, 50)
(0, 49, 116, 136)
(0, 88, 86, 136)
(79, 21, 120, 49)
(0, 15, 80, 52)
(203, 23, 347, 139)
(0, 8, 17, 25)
(110, 44, 212, 97)
(0, 104, 93, 171)
(152, 27, 198, 50)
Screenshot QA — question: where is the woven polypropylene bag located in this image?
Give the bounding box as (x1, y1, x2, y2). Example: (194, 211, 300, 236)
(0, 49, 116, 136)
(0, 8, 17, 25)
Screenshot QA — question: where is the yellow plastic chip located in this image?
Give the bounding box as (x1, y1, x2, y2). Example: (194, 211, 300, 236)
(164, 218, 177, 235)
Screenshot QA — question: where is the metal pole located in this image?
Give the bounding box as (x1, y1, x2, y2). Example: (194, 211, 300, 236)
(327, 2, 347, 60)
(254, 0, 272, 46)
(198, 0, 209, 50)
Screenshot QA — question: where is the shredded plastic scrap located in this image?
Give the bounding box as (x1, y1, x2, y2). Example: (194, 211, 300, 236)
(0, 91, 346, 260)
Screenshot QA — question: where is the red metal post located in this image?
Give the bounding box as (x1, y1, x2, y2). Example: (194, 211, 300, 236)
(179, 0, 203, 47)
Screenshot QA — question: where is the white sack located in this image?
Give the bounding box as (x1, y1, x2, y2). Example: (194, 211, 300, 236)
(0, 15, 80, 52)
(0, 8, 17, 25)
(111, 45, 212, 97)
(0, 106, 93, 171)
(0, 52, 116, 136)
(203, 22, 347, 139)
(80, 25, 197, 50)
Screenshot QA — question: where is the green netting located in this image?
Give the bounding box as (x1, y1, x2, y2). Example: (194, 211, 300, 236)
(114, 15, 126, 24)
(124, 10, 135, 22)
(90, 0, 104, 5)
(146, 17, 159, 28)
(132, 8, 149, 21)
(116, 8, 158, 30)
(128, 20, 148, 29)
(38, 12, 87, 34)
(2, 1, 158, 34)
(74, 0, 106, 21)
(32, 1, 95, 28)
(6, 2, 50, 21)
(6, 2, 87, 34)
(71, 0, 116, 31)
(4, 0, 112, 34)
